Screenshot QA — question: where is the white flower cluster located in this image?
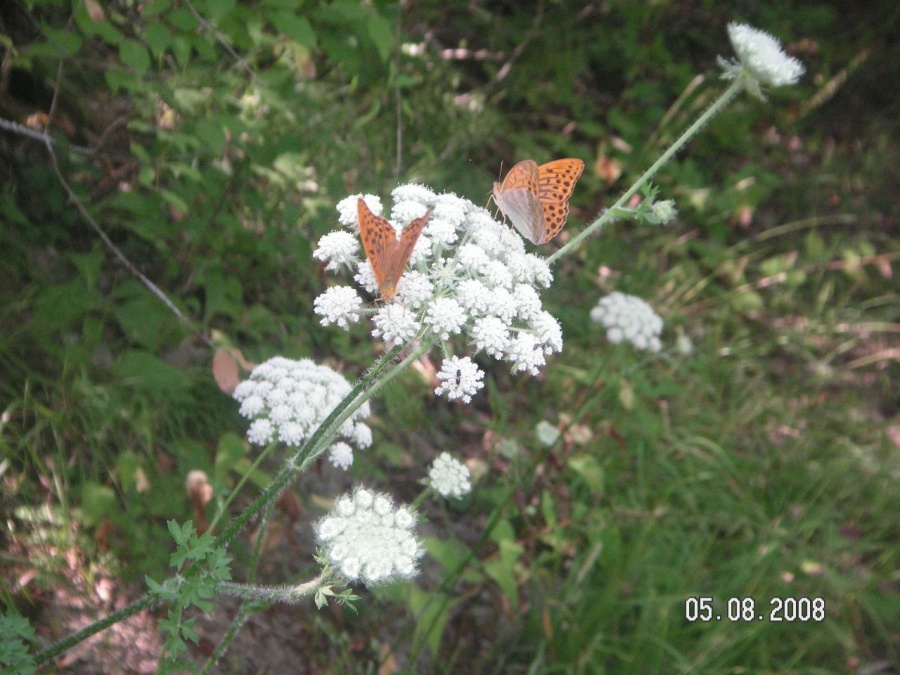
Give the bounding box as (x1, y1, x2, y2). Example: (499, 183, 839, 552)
(314, 185, 564, 401)
(428, 452, 471, 499)
(316, 488, 422, 586)
(719, 22, 805, 99)
(590, 292, 663, 353)
(232, 357, 372, 470)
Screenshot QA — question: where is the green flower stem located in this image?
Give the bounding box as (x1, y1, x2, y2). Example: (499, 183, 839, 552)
(217, 574, 327, 604)
(34, 596, 157, 665)
(206, 438, 278, 535)
(200, 607, 250, 675)
(546, 77, 745, 267)
(295, 337, 433, 473)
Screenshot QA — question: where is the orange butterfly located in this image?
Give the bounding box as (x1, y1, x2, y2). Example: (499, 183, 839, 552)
(357, 198, 431, 301)
(492, 158, 584, 245)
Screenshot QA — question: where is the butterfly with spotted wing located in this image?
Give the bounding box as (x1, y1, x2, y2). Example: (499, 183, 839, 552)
(492, 159, 584, 245)
(357, 198, 431, 301)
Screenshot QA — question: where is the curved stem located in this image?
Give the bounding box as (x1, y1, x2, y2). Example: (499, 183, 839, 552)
(547, 78, 745, 266)
(217, 573, 327, 603)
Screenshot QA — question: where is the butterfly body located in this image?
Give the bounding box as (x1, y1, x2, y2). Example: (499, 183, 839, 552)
(357, 198, 430, 301)
(492, 158, 584, 245)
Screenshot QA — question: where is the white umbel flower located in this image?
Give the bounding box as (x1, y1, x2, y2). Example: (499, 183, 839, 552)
(428, 453, 472, 499)
(233, 357, 372, 469)
(314, 286, 363, 329)
(590, 292, 664, 353)
(316, 488, 423, 586)
(434, 356, 484, 403)
(719, 23, 805, 99)
(315, 186, 565, 400)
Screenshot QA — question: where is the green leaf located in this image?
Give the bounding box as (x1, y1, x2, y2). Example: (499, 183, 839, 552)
(158, 188, 188, 214)
(273, 12, 316, 48)
(213, 433, 249, 482)
(144, 24, 173, 57)
(105, 69, 139, 93)
(485, 521, 523, 608)
(483, 539, 523, 609)
(203, 0, 236, 21)
(366, 12, 393, 61)
(115, 451, 142, 493)
(33, 279, 103, 331)
(168, 519, 194, 547)
(73, 5, 124, 44)
(80, 483, 118, 526)
(113, 351, 189, 399)
(408, 585, 456, 657)
(169, 7, 201, 31)
(198, 268, 244, 320)
(110, 282, 181, 350)
(41, 26, 83, 56)
(194, 120, 227, 155)
(328, 0, 367, 20)
(120, 39, 151, 75)
(171, 36, 192, 68)
(422, 537, 474, 574)
(567, 453, 605, 493)
(179, 618, 200, 644)
(0, 612, 37, 675)
(393, 73, 423, 88)
(143, 0, 174, 17)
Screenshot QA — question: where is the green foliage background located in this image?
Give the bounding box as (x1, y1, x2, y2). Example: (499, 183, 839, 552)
(1, 0, 897, 672)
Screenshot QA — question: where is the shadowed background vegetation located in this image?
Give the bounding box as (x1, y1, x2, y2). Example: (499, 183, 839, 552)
(1, 0, 897, 672)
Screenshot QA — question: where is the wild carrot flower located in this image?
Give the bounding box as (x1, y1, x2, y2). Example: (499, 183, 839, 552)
(316, 488, 423, 585)
(233, 357, 372, 469)
(719, 22, 805, 99)
(428, 453, 471, 499)
(314, 185, 564, 400)
(590, 292, 663, 353)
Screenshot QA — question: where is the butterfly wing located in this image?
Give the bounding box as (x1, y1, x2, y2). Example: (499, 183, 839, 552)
(493, 160, 546, 245)
(357, 198, 395, 295)
(536, 158, 584, 243)
(357, 198, 429, 301)
(380, 209, 430, 300)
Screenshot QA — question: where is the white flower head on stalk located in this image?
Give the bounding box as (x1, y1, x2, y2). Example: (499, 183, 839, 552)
(232, 357, 372, 470)
(719, 23, 805, 100)
(316, 487, 423, 586)
(314, 186, 565, 401)
(590, 292, 664, 353)
(428, 452, 472, 499)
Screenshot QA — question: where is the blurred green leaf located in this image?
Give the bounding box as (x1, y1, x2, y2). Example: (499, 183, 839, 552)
(40, 26, 82, 55)
(81, 483, 118, 526)
(144, 24, 173, 57)
(568, 453, 605, 494)
(213, 433, 248, 482)
(273, 12, 316, 47)
(366, 12, 393, 61)
(119, 39, 151, 75)
(408, 585, 457, 658)
(113, 351, 189, 398)
(203, 0, 236, 21)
